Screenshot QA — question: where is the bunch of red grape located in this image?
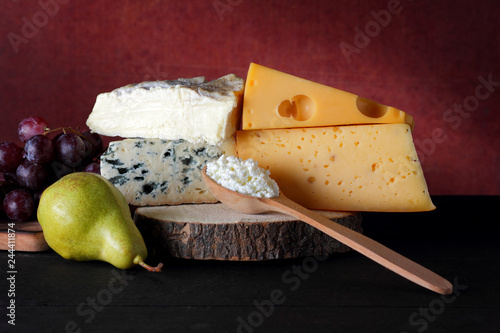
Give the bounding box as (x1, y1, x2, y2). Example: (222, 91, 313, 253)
(1, 116, 104, 222)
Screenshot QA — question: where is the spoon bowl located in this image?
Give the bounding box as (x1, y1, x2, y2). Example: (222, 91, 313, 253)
(202, 170, 273, 214)
(202, 166, 453, 295)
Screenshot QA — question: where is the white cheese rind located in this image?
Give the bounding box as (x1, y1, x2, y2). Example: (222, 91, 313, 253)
(86, 74, 244, 145)
(100, 137, 236, 206)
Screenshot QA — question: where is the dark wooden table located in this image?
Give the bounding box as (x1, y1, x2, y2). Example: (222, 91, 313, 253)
(1, 196, 498, 333)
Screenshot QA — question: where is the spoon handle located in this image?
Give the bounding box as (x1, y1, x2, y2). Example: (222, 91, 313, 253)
(268, 195, 453, 295)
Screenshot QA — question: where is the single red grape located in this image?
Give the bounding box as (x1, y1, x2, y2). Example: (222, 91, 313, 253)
(16, 160, 49, 191)
(0, 141, 24, 173)
(83, 138, 94, 160)
(55, 133, 86, 168)
(24, 134, 55, 164)
(18, 116, 49, 142)
(82, 131, 104, 157)
(3, 189, 35, 221)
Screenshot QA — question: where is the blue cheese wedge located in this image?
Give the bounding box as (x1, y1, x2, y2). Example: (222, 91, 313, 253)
(100, 137, 237, 206)
(86, 74, 244, 145)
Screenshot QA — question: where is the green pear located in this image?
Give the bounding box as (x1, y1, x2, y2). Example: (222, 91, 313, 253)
(37, 172, 162, 271)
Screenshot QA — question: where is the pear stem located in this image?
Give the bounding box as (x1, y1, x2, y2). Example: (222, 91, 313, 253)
(135, 256, 164, 272)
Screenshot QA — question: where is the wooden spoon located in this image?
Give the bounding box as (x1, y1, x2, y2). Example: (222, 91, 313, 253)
(202, 167, 453, 295)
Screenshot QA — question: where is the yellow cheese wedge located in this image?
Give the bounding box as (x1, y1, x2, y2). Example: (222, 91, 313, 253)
(242, 63, 414, 130)
(236, 124, 434, 212)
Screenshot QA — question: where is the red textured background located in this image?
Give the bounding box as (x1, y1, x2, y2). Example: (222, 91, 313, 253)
(1, 0, 499, 195)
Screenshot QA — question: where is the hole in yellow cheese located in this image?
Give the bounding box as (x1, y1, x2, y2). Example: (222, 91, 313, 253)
(277, 95, 315, 121)
(278, 100, 293, 117)
(356, 96, 389, 118)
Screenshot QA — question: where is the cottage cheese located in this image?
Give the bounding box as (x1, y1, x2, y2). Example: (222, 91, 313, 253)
(206, 156, 279, 198)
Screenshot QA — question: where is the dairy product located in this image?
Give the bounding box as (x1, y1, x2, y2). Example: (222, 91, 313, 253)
(242, 63, 414, 130)
(100, 137, 236, 206)
(205, 155, 279, 198)
(236, 124, 435, 212)
(87, 74, 244, 145)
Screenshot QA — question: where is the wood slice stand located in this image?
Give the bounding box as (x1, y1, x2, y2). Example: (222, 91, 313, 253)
(134, 203, 362, 261)
(0, 220, 50, 252)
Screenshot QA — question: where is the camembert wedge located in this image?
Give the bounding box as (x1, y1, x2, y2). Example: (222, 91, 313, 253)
(87, 74, 244, 145)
